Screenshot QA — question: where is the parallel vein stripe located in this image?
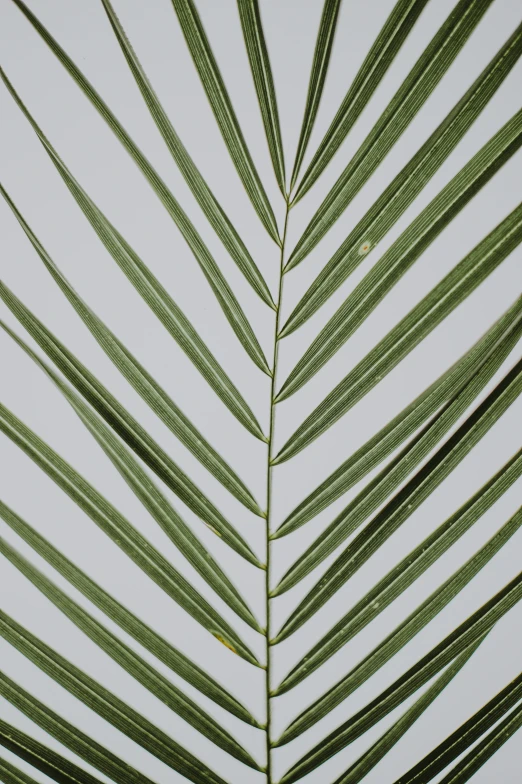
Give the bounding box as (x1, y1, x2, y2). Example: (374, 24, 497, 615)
(289, 0, 342, 192)
(394, 671, 522, 783)
(294, 0, 431, 201)
(0, 73, 269, 430)
(0, 282, 263, 567)
(0, 61, 271, 377)
(274, 358, 522, 641)
(275, 296, 522, 533)
(0, 756, 52, 784)
(0, 403, 261, 666)
(276, 506, 522, 744)
(278, 570, 522, 782)
(0, 590, 259, 769)
(283, 22, 522, 336)
(277, 113, 522, 401)
(1, 185, 263, 514)
(237, 0, 286, 193)
(0, 500, 258, 725)
(0, 718, 146, 784)
(333, 637, 487, 784)
(2, 320, 263, 631)
(287, 0, 495, 267)
(276, 201, 522, 462)
(0, 674, 226, 784)
(98, 0, 275, 308)
(277, 447, 522, 694)
(169, 0, 280, 242)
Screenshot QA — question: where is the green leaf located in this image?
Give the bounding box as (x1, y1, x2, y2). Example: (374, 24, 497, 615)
(0, 609, 261, 771)
(0, 284, 264, 568)
(237, 0, 286, 193)
(273, 358, 522, 641)
(1, 321, 263, 633)
(277, 447, 522, 693)
(96, 0, 274, 309)
(287, 0, 497, 268)
(278, 139, 522, 401)
(0, 65, 271, 379)
(436, 704, 522, 783)
(0, 672, 226, 784)
(334, 635, 487, 784)
(293, 0, 431, 201)
(0, 501, 258, 725)
(284, 22, 522, 321)
(0, 187, 264, 513)
(274, 304, 522, 586)
(277, 570, 522, 781)
(276, 201, 522, 461)
(0, 721, 120, 784)
(276, 505, 522, 743)
(169, 0, 280, 241)
(0, 404, 261, 666)
(289, 0, 342, 192)
(275, 297, 522, 532)
(395, 672, 522, 783)
(0, 756, 53, 784)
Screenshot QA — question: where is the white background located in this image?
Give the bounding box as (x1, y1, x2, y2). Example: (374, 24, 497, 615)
(1, 0, 522, 782)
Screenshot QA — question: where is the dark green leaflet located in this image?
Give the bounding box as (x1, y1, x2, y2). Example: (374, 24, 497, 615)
(169, 0, 280, 242)
(0, 673, 226, 784)
(10, 0, 277, 308)
(0, 285, 264, 563)
(0, 604, 260, 770)
(276, 506, 522, 745)
(0, 98, 269, 436)
(0, 404, 260, 666)
(237, 0, 286, 193)
(96, 0, 274, 309)
(289, 0, 342, 192)
(273, 359, 522, 641)
(435, 703, 522, 784)
(275, 296, 522, 532)
(0, 188, 263, 511)
(283, 29, 522, 325)
(273, 307, 522, 584)
(333, 637, 486, 784)
(277, 570, 522, 782)
(276, 447, 522, 694)
(0, 501, 258, 725)
(287, 0, 495, 268)
(294, 0, 431, 201)
(1, 321, 262, 632)
(276, 202, 522, 462)
(394, 672, 522, 783)
(278, 123, 522, 400)
(0, 66, 271, 380)
(0, 720, 122, 784)
(0, 756, 47, 784)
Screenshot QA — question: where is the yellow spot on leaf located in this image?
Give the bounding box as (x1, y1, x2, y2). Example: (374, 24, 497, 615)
(358, 241, 371, 255)
(213, 634, 237, 654)
(205, 523, 222, 537)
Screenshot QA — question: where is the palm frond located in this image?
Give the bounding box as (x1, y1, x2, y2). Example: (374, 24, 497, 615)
(2, 2, 521, 783)
(0, 500, 257, 724)
(289, 0, 342, 191)
(395, 670, 522, 783)
(293, 0, 431, 200)
(278, 570, 522, 781)
(169, 0, 280, 240)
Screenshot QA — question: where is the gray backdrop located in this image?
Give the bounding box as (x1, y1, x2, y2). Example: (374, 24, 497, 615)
(1, 0, 522, 782)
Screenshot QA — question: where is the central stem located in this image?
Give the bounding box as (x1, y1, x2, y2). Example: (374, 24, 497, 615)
(265, 201, 290, 782)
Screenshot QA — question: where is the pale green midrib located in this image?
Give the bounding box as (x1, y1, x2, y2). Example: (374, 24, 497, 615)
(264, 201, 291, 781)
